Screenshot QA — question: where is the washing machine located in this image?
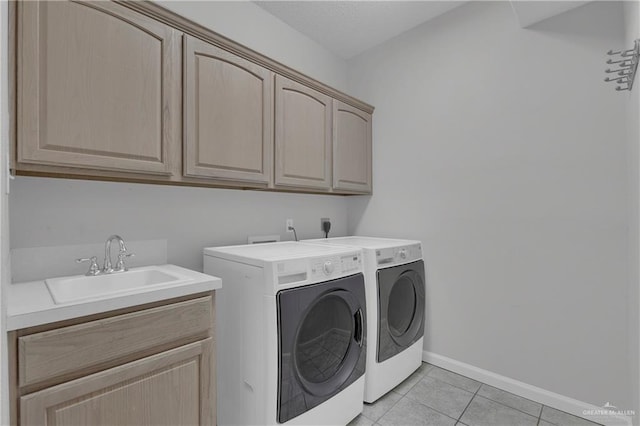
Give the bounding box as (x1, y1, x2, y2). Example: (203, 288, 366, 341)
(204, 241, 367, 425)
(306, 236, 425, 403)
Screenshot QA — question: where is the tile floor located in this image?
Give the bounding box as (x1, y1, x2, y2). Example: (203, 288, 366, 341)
(349, 363, 602, 426)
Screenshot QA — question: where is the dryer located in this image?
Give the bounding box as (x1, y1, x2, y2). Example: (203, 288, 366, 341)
(306, 237, 425, 403)
(204, 242, 366, 425)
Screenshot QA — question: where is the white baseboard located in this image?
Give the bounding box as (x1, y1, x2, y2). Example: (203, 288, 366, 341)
(423, 351, 633, 426)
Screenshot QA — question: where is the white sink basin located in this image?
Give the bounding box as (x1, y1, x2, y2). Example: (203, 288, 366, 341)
(45, 267, 190, 305)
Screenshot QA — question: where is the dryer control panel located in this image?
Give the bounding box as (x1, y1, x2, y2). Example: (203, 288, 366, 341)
(376, 243, 422, 266)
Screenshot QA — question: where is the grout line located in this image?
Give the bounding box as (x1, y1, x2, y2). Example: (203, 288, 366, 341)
(469, 394, 542, 423)
(419, 366, 597, 426)
(370, 364, 434, 424)
(427, 366, 482, 393)
(457, 385, 482, 422)
(537, 405, 544, 425)
(401, 395, 460, 424)
(475, 389, 544, 419)
(390, 374, 459, 424)
(432, 367, 545, 421)
(430, 367, 599, 426)
(396, 369, 427, 396)
(368, 390, 405, 423)
(538, 406, 600, 426)
(396, 371, 478, 422)
(359, 413, 376, 424)
(421, 372, 481, 398)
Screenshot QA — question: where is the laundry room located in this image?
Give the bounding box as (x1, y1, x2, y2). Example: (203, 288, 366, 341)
(0, 1, 638, 426)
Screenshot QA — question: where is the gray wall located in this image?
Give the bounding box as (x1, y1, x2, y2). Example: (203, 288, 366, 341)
(347, 1, 630, 409)
(158, 0, 348, 92)
(9, 177, 349, 272)
(624, 0, 640, 417)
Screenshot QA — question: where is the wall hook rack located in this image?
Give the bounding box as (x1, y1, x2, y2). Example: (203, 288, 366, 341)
(605, 39, 640, 92)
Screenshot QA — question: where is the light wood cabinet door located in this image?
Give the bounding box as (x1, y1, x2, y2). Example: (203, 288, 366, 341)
(16, 1, 181, 175)
(333, 101, 372, 193)
(184, 35, 273, 184)
(18, 296, 212, 387)
(275, 76, 332, 190)
(20, 339, 215, 426)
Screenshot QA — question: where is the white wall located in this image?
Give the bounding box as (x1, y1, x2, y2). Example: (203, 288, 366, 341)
(158, 1, 348, 92)
(10, 177, 349, 272)
(347, 1, 630, 410)
(7, 1, 350, 273)
(624, 0, 640, 418)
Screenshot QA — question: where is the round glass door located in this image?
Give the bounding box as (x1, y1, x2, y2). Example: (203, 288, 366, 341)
(293, 290, 363, 396)
(385, 269, 424, 347)
(377, 260, 425, 362)
(277, 273, 366, 423)
(388, 275, 417, 337)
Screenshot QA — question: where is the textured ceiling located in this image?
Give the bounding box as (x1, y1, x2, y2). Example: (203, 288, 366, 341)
(254, 1, 464, 59)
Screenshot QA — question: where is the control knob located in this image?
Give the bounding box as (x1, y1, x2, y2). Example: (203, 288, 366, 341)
(323, 260, 334, 275)
(398, 249, 407, 260)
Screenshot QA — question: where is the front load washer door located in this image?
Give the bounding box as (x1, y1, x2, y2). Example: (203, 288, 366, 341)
(377, 260, 425, 363)
(277, 273, 366, 423)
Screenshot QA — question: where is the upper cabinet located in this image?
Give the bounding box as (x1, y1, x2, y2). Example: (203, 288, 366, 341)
(333, 101, 372, 193)
(184, 35, 273, 185)
(16, 1, 181, 175)
(275, 76, 332, 191)
(13, 1, 373, 194)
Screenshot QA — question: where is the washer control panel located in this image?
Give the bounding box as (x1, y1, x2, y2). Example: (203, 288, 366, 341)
(275, 251, 362, 288)
(310, 253, 362, 280)
(376, 243, 422, 266)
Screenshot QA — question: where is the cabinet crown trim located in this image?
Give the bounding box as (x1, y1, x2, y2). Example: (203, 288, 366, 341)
(115, 0, 374, 114)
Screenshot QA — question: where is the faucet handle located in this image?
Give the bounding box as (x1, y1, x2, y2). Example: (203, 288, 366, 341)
(115, 252, 135, 272)
(76, 256, 100, 276)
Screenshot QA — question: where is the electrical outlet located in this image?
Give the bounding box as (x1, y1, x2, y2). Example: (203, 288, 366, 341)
(321, 218, 331, 232)
(286, 219, 294, 232)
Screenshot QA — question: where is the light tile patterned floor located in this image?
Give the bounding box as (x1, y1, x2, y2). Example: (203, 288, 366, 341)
(349, 363, 602, 426)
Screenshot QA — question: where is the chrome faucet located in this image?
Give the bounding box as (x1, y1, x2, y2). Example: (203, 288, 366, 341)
(103, 235, 134, 273)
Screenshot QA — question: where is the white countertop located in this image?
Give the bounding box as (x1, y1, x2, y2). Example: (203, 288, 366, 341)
(7, 264, 222, 331)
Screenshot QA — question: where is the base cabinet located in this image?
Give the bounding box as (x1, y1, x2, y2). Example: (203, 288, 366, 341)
(10, 294, 215, 426)
(20, 340, 213, 426)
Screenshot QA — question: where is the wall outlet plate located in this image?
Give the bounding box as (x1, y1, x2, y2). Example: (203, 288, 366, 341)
(286, 219, 294, 232)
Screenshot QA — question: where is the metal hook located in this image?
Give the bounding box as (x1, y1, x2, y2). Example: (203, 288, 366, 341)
(607, 58, 630, 64)
(605, 76, 629, 82)
(606, 38, 639, 92)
